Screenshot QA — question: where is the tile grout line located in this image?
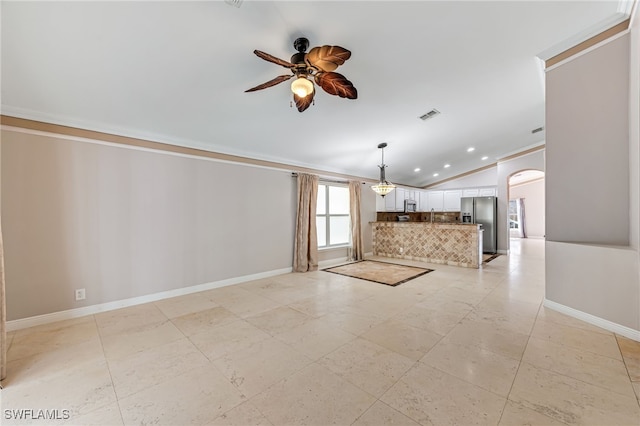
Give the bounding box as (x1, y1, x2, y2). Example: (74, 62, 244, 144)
(495, 302, 547, 425)
(613, 333, 640, 409)
(514, 306, 639, 410)
(91, 314, 127, 426)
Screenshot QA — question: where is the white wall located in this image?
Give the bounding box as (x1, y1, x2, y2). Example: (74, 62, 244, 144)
(361, 183, 377, 253)
(509, 178, 545, 238)
(545, 24, 639, 335)
(1, 129, 372, 321)
(546, 35, 630, 245)
(546, 241, 638, 330)
(426, 166, 498, 190)
(630, 2, 640, 337)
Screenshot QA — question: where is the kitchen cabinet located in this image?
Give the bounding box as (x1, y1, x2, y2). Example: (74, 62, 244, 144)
(421, 190, 428, 209)
(394, 188, 406, 211)
(378, 187, 472, 212)
(384, 191, 396, 211)
(416, 191, 426, 211)
(479, 187, 496, 197)
(443, 190, 462, 211)
(426, 191, 444, 211)
(416, 187, 497, 212)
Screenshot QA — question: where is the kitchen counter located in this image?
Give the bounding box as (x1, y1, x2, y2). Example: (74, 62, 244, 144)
(376, 211, 459, 223)
(371, 221, 482, 268)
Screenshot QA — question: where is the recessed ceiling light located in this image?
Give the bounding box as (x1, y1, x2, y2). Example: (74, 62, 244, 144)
(414, 168, 421, 172)
(481, 156, 488, 160)
(467, 147, 475, 152)
(433, 173, 439, 177)
(444, 164, 451, 168)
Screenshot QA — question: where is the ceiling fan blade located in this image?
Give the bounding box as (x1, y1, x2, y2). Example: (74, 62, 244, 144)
(245, 74, 293, 92)
(314, 72, 357, 99)
(253, 50, 295, 68)
(306, 45, 351, 72)
(294, 90, 314, 112)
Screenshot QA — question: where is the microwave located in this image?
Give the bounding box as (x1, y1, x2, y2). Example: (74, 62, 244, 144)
(404, 199, 417, 213)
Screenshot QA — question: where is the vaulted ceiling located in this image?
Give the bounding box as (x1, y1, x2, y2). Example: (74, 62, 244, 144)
(1, 1, 629, 187)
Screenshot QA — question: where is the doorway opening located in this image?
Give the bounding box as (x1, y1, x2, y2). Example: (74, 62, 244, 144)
(508, 170, 545, 240)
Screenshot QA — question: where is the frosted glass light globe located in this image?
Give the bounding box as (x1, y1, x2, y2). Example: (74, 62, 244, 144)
(291, 77, 313, 97)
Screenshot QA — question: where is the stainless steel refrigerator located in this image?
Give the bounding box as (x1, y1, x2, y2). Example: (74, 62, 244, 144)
(460, 196, 497, 254)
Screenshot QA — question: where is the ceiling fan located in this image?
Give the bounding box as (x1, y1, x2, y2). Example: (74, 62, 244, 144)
(245, 37, 357, 112)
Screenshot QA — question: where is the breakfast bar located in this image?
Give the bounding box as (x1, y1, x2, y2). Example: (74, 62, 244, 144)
(372, 222, 483, 268)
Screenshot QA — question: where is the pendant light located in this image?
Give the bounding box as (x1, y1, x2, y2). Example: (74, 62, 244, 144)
(371, 142, 396, 197)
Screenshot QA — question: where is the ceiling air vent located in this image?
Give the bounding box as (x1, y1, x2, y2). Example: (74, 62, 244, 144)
(419, 109, 441, 121)
(225, 0, 243, 8)
(531, 126, 544, 134)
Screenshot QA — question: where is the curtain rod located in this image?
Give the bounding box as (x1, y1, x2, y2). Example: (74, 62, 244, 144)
(291, 172, 365, 184)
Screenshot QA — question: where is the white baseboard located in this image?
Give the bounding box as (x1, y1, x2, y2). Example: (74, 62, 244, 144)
(498, 249, 509, 255)
(7, 267, 293, 332)
(543, 299, 640, 342)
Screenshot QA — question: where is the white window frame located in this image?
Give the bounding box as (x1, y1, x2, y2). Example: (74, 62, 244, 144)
(317, 182, 351, 249)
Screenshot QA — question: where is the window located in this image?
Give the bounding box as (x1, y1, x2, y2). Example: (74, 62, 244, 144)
(509, 199, 520, 229)
(316, 184, 350, 248)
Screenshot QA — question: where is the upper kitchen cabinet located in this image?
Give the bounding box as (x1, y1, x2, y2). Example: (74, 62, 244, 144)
(418, 191, 427, 211)
(384, 191, 396, 211)
(377, 186, 494, 212)
(394, 188, 406, 210)
(443, 190, 462, 211)
(426, 191, 444, 211)
(462, 188, 480, 197)
(376, 187, 402, 211)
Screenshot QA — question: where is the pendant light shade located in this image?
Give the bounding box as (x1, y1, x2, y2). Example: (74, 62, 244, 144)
(371, 143, 396, 197)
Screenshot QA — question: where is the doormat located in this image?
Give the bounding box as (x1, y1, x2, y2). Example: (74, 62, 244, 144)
(483, 254, 501, 263)
(323, 260, 433, 287)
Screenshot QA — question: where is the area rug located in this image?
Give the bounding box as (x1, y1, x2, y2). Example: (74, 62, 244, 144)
(323, 260, 434, 287)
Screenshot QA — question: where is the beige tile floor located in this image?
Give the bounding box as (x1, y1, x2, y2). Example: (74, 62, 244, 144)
(2, 239, 640, 425)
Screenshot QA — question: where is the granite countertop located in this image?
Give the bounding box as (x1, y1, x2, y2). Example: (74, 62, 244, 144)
(371, 221, 479, 226)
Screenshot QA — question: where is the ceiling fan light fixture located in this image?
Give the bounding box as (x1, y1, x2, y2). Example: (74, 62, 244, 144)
(291, 76, 314, 98)
(371, 143, 396, 198)
(246, 39, 356, 112)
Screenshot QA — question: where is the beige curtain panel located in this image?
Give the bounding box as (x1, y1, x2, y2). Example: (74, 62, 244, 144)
(349, 181, 364, 261)
(0, 220, 6, 382)
(293, 173, 319, 272)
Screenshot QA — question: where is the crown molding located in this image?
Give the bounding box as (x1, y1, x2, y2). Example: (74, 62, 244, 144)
(0, 115, 377, 184)
(422, 144, 546, 189)
(538, 8, 631, 65)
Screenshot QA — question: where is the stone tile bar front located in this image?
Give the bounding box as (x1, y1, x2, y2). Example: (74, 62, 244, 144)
(372, 222, 482, 268)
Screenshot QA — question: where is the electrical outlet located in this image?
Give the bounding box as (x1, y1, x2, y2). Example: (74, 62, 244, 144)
(75, 288, 86, 301)
(399, 247, 404, 253)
